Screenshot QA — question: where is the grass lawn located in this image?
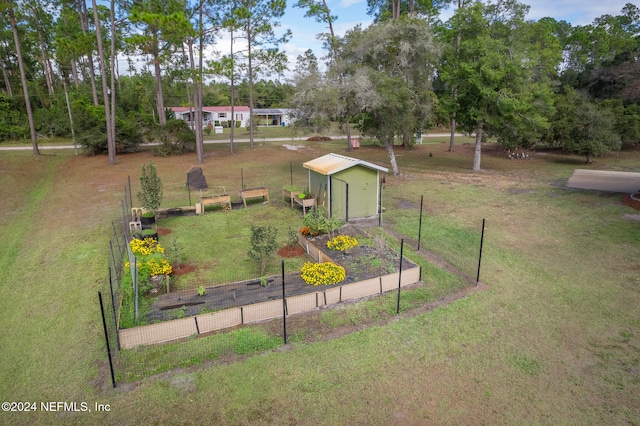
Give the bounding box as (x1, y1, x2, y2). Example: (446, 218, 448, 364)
(0, 140, 639, 425)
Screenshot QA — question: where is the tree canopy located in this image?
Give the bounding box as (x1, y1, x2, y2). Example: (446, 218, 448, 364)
(0, 0, 637, 168)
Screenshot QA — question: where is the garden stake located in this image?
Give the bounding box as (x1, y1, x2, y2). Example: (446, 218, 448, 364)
(476, 218, 486, 286)
(290, 161, 293, 186)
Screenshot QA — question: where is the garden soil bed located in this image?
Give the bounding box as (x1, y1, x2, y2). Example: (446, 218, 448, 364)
(144, 224, 415, 323)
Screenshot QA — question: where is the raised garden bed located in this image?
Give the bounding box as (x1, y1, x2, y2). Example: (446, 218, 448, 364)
(282, 187, 302, 208)
(118, 224, 420, 348)
(294, 195, 316, 214)
(198, 194, 231, 214)
(239, 187, 270, 208)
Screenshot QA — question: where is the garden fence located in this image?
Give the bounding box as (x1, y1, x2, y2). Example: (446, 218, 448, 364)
(98, 175, 424, 386)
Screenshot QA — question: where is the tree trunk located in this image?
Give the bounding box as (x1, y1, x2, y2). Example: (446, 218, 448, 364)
(110, 0, 117, 145)
(384, 139, 400, 176)
(33, 11, 54, 96)
(346, 118, 352, 152)
(321, 0, 352, 153)
(8, 5, 39, 156)
(187, 39, 203, 163)
(247, 19, 255, 150)
(586, 153, 593, 164)
(153, 36, 166, 126)
(92, 0, 115, 165)
(402, 130, 411, 147)
(472, 120, 483, 171)
(0, 56, 13, 96)
(449, 114, 456, 151)
(79, 0, 99, 106)
(70, 60, 79, 88)
(196, 4, 205, 161)
(229, 30, 236, 155)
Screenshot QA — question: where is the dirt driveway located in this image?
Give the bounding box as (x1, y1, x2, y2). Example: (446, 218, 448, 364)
(567, 169, 640, 193)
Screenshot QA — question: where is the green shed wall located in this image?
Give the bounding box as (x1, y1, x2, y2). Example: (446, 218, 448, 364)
(308, 170, 328, 209)
(331, 166, 378, 220)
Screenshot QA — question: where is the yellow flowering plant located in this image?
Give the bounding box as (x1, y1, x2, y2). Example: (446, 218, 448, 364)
(327, 235, 358, 252)
(130, 238, 165, 256)
(127, 238, 173, 277)
(301, 262, 346, 286)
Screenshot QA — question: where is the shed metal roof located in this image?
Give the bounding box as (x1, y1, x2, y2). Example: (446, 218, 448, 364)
(303, 153, 388, 176)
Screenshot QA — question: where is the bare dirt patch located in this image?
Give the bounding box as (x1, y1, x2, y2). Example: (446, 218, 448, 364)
(171, 263, 197, 276)
(157, 227, 172, 236)
(622, 194, 640, 210)
(277, 245, 305, 258)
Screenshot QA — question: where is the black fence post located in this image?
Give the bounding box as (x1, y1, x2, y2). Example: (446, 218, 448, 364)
(187, 174, 192, 206)
(396, 239, 404, 315)
(476, 218, 486, 287)
(134, 261, 138, 324)
(417, 195, 424, 251)
(378, 180, 383, 227)
(111, 222, 122, 257)
(281, 260, 287, 344)
(121, 200, 127, 239)
(345, 183, 349, 222)
(98, 291, 116, 388)
(127, 175, 132, 211)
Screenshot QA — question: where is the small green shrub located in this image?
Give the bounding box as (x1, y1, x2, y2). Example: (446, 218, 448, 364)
(137, 161, 163, 215)
(286, 226, 298, 249)
(247, 224, 278, 275)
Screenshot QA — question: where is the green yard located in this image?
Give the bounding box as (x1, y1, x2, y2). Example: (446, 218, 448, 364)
(1, 139, 639, 424)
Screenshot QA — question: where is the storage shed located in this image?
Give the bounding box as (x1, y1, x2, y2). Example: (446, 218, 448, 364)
(303, 153, 388, 220)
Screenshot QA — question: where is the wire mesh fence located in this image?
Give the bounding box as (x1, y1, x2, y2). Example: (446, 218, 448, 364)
(98, 173, 432, 386)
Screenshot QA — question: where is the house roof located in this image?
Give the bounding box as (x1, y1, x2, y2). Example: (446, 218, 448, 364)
(253, 108, 293, 115)
(168, 106, 250, 114)
(303, 153, 388, 176)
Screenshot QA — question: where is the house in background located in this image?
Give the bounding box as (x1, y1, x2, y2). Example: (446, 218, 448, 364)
(252, 108, 297, 126)
(303, 153, 388, 221)
(168, 106, 250, 129)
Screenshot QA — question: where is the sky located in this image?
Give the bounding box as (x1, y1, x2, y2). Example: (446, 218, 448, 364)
(119, 0, 634, 82)
(260, 0, 636, 79)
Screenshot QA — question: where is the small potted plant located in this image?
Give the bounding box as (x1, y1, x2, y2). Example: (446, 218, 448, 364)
(140, 228, 158, 241)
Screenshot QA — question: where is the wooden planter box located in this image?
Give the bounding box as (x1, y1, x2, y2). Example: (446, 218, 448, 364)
(198, 194, 231, 214)
(294, 196, 316, 214)
(282, 188, 302, 208)
(239, 187, 269, 208)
